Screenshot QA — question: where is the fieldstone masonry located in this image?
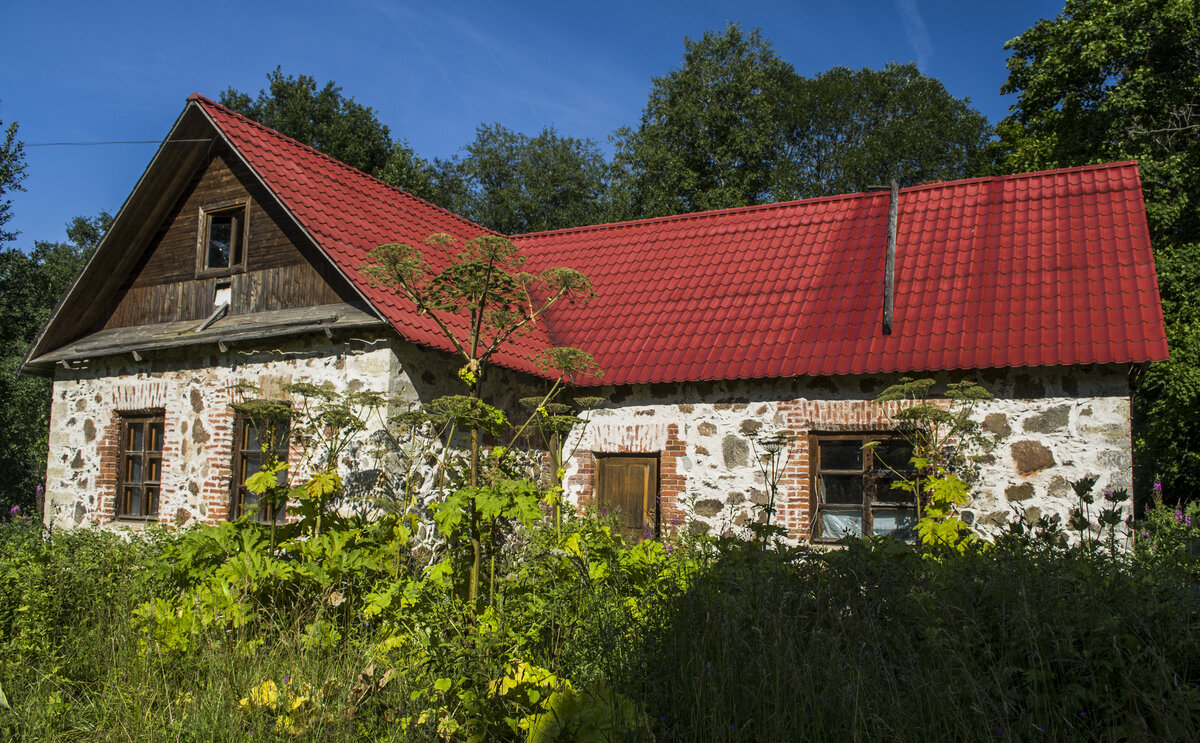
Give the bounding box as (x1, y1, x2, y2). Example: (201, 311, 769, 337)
(42, 334, 538, 531)
(563, 365, 1134, 542)
(44, 336, 1134, 546)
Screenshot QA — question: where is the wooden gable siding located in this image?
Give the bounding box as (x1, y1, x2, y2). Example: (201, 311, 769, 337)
(102, 149, 356, 331)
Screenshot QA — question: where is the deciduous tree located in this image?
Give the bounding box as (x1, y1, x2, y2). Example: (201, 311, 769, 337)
(220, 69, 440, 199)
(776, 64, 990, 199)
(610, 23, 795, 218)
(611, 25, 991, 219)
(0, 212, 111, 512)
(994, 0, 1200, 501)
(0, 106, 26, 245)
(436, 124, 610, 234)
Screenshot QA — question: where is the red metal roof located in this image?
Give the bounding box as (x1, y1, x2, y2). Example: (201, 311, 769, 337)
(192, 95, 1168, 388)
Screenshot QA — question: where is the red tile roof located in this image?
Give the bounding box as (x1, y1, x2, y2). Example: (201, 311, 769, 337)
(192, 94, 1168, 388)
(190, 94, 555, 378)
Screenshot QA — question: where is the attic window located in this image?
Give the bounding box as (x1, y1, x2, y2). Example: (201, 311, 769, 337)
(199, 204, 246, 273)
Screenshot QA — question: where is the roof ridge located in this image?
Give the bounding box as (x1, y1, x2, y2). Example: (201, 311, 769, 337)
(187, 93, 502, 240)
(513, 160, 1142, 242)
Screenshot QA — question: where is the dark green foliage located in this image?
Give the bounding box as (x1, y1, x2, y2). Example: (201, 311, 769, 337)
(994, 0, 1200, 501)
(436, 123, 611, 234)
(0, 212, 109, 512)
(776, 63, 991, 198)
(5, 504, 1200, 741)
(610, 23, 797, 218)
(0, 105, 25, 245)
(631, 535, 1200, 741)
(220, 67, 394, 179)
(611, 25, 991, 219)
(220, 68, 443, 201)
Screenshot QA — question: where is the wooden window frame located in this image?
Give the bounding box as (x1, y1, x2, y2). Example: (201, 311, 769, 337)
(114, 412, 164, 521)
(230, 410, 290, 524)
(595, 454, 660, 542)
(196, 201, 248, 277)
(809, 432, 916, 542)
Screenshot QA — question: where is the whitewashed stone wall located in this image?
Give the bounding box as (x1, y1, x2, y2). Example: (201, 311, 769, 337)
(43, 341, 1133, 545)
(41, 333, 499, 530)
(561, 366, 1134, 542)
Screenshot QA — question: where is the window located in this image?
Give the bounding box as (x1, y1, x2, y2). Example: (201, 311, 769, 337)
(596, 456, 659, 542)
(811, 435, 916, 541)
(231, 412, 289, 523)
(199, 204, 246, 273)
(116, 413, 163, 520)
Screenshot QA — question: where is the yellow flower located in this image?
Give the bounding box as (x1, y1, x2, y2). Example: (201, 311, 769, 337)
(238, 679, 279, 712)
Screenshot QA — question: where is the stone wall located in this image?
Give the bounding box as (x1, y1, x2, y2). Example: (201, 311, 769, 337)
(43, 342, 1133, 544)
(561, 366, 1133, 542)
(41, 333, 543, 531)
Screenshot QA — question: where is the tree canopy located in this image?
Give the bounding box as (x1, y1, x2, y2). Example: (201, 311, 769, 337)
(0, 211, 110, 511)
(776, 64, 990, 199)
(995, 0, 1200, 500)
(611, 24, 992, 219)
(0, 106, 26, 245)
(436, 123, 610, 234)
(610, 24, 796, 218)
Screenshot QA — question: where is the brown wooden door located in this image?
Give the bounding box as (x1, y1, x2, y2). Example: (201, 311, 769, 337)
(596, 456, 659, 541)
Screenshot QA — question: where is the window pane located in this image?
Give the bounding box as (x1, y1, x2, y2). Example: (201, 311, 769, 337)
(128, 423, 143, 452)
(126, 456, 142, 484)
(207, 214, 233, 268)
(874, 475, 915, 503)
(146, 457, 161, 483)
(872, 507, 917, 539)
(145, 487, 159, 517)
(147, 423, 163, 452)
(243, 421, 261, 452)
(819, 507, 863, 538)
(873, 440, 914, 472)
(820, 474, 863, 505)
(819, 440, 863, 471)
(124, 486, 140, 517)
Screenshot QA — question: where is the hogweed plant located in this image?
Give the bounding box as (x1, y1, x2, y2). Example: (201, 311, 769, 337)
(873, 377, 993, 552)
(363, 232, 599, 606)
(747, 430, 793, 546)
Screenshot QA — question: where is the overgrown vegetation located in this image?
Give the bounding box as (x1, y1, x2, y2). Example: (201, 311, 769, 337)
(3, 495, 1200, 741)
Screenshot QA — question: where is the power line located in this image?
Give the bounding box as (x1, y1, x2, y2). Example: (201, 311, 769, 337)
(24, 138, 214, 147)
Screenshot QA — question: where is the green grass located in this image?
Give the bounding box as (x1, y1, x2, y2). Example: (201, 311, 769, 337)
(2, 511, 1199, 741)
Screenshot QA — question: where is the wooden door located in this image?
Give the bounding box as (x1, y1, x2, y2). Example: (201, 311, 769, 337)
(596, 456, 659, 541)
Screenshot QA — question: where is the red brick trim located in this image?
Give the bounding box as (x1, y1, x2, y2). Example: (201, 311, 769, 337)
(567, 422, 686, 536)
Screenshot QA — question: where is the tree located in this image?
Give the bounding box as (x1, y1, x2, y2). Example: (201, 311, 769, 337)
(610, 23, 796, 218)
(437, 123, 611, 234)
(0, 105, 26, 245)
(611, 26, 991, 220)
(0, 212, 111, 513)
(220, 68, 440, 199)
(993, 0, 1200, 502)
(775, 64, 991, 199)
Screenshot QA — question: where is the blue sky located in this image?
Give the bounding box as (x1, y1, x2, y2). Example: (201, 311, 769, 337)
(2, 0, 1063, 248)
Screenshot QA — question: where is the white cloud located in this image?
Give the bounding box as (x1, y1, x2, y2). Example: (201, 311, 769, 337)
(892, 0, 933, 71)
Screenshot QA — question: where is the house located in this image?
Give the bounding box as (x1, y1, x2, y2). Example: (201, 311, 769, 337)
(25, 94, 1168, 541)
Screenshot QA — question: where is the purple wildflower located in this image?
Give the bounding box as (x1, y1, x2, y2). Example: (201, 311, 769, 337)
(8, 505, 18, 516)
(1154, 480, 1163, 495)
